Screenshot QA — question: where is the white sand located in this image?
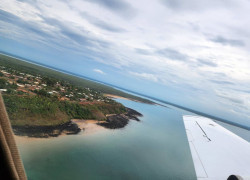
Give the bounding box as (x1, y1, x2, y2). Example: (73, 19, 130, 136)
(71, 119, 107, 135)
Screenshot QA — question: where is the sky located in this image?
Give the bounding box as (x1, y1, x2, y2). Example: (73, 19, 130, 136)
(0, 0, 250, 126)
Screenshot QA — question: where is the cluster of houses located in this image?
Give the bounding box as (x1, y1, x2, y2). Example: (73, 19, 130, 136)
(1, 68, 43, 94)
(0, 66, 112, 104)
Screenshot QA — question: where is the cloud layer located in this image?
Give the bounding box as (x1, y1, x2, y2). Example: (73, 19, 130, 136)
(1, 0, 250, 124)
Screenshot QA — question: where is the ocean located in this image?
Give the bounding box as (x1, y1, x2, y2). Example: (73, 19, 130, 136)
(16, 98, 197, 180)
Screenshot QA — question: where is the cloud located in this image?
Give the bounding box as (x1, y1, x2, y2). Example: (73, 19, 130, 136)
(38, 15, 114, 53)
(0, 9, 52, 39)
(156, 48, 188, 61)
(90, 19, 126, 33)
(217, 94, 244, 104)
(210, 80, 235, 85)
(83, 0, 137, 19)
(160, 0, 236, 11)
(61, 29, 93, 46)
(129, 72, 158, 82)
(232, 88, 250, 94)
(210, 36, 245, 47)
(80, 12, 126, 33)
(93, 68, 106, 74)
(135, 48, 151, 55)
(197, 59, 217, 67)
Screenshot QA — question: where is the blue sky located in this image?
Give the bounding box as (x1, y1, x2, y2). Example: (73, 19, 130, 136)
(1, 0, 250, 126)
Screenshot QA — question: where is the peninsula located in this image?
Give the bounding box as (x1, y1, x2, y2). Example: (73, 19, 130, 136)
(0, 53, 146, 138)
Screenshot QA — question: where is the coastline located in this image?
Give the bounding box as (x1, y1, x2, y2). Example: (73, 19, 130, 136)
(104, 93, 169, 108)
(12, 121, 81, 138)
(72, 119, 107, 135)
(14, 120, 107, 143)
(12, 107, 143, 138)
(104, 94, 155, 105)
(104, 93, 142, 102)
(14, 120, 108, 142)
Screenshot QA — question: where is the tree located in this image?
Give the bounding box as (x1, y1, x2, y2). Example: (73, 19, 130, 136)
(0, 78, 7, 88)
(42, 77, 57, 87)
(36, 89, 51, 97)
(6, 89, 15, 94)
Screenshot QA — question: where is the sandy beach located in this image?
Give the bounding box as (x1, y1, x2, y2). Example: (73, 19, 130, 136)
(71, 119, 107, 135)
(104, 94, 133, 101)
(104, 93, 149, 104)
(14, 119, 108, 143)
(104, 94, 167, 107)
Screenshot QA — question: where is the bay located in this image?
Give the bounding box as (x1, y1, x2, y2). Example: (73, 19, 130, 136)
(16, 98, 196, 180)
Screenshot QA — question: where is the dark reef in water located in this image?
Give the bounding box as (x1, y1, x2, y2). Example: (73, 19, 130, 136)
(98, 108, 143, 129)
(12, 121, 81, 138)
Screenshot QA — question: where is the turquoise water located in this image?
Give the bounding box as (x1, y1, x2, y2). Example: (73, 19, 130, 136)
(16, 99, 196, 180)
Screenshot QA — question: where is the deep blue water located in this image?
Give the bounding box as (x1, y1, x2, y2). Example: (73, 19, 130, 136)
(17, 98, 196, 180)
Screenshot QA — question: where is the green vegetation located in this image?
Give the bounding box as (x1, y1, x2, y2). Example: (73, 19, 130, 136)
(3, 94, 126, 126)
(0, 78, 17, 89)
(3, 95, 69, 126)
(0, 78, 7, 87)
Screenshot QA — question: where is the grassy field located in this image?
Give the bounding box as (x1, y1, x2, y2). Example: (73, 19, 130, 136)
(0, 53, 154, 104)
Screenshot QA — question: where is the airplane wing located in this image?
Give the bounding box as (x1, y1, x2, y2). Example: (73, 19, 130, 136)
(183, 115, 250, 180)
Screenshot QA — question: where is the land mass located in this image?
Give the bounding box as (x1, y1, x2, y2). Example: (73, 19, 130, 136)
(0, 53, 145, 138)
(11, 107, 142, 138)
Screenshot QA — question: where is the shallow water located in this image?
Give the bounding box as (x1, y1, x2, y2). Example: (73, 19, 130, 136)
(16, 98, 196, 180)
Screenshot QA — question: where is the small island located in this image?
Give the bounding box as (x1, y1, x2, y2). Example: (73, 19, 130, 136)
(0, 54, 144, 138)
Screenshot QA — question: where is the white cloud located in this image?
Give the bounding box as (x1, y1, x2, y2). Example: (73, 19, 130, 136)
(93, 68, 105, 75)
(129, 72, 158, 82)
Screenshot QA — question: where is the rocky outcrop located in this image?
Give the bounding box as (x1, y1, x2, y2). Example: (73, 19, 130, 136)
(12, 121, 81, 138)
(98, 108, 142, 129)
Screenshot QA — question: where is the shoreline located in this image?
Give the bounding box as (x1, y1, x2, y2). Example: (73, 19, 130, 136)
(14, 120, 108, 142)
(104, 94, 155, 105)
(104, 94, 143, 103)
(104, 94, 169, 108)
(12, 121, 81, 138)
(72, 119, 107, 135)
(13, 107, 143, 138)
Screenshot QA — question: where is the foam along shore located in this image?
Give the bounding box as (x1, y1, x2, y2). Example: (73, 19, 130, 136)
(183, 115, 250, 180)
(71, 119, 107, 135)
